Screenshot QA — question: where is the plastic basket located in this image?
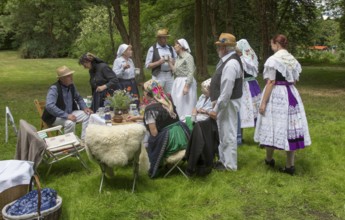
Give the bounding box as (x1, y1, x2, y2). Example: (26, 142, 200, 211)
(1, 176, 62, 220)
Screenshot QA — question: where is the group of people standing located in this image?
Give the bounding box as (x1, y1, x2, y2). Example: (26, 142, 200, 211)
(41, 27, 311, 178)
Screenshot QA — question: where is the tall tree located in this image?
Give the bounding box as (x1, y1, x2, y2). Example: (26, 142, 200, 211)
(339, 0, 345, 43)
(255, 0, 277, 68)
(128, 0, 144, 82)
(194, 0, 209, 79)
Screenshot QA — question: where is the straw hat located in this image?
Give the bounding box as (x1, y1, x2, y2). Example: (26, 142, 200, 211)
(215, 33, 237, 46)
(156, 28, 170, 37)
(56, 66, 74, 78)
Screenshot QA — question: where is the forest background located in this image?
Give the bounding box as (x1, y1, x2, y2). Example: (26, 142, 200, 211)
(1, 0, 345, 82)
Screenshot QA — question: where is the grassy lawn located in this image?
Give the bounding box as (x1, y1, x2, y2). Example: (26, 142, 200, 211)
(1, 50, 345, 220)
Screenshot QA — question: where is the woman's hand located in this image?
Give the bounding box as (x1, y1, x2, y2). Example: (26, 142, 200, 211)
(123, 62, 130, 69)
(126, 115, 143, 122)
(183, 85, 190, 95)
(197, 108, 208, 114)
(259, 103, 266, 115)
(208, 111, 217, 120)
(96, 85, 107, 92)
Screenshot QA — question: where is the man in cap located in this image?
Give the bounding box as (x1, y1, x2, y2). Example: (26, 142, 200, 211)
(209, 33, 243, 171)
(144, 28, 177, 94)
(42, 66, 93, 141)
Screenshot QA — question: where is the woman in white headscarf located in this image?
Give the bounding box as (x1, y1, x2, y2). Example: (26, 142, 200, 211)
(236, 39, 262, 140)
(169, 38, 197, 121)
(112, 44, 139, 106)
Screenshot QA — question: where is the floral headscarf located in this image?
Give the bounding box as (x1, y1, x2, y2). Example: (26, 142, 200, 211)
(236, 39, 258, 68)
(143, 80, 176, 119)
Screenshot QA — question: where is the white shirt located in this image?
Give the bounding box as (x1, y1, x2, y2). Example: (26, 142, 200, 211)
(112, 56, 135, 79)
(145, 43, 177, 69)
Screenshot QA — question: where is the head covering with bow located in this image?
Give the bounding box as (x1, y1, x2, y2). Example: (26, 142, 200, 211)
(143, 80, 176, 119)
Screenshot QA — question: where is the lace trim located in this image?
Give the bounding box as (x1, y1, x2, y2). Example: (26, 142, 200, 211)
(264, 50, 301, 82)
(241, 56, 258, 77)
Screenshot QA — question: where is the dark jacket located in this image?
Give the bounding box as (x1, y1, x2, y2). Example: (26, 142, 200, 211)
(89, 58, 120, 112)
(42, 82, 79, 126)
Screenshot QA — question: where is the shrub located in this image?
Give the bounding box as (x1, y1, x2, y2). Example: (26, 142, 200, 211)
(70, 5, 120, 64)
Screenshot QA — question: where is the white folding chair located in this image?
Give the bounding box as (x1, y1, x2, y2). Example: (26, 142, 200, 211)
(37, 126, 90, 176)
(16, 119, 90, 176)
(5, 106, 18, 143)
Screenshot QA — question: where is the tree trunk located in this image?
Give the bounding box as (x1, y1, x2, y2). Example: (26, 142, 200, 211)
(194, 0, 209, 79)
(255, 0, 277, 71)
(225, 0, 234, 33)
(207, 0, 218, 41)
(110, 0, 129, 43)
(201, 0, 208, 77)
(106, 2, 115, 55)
(128, 0, 144, 82)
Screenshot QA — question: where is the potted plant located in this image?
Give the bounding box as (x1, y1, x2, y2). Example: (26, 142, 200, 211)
(105, 89, 133, 115)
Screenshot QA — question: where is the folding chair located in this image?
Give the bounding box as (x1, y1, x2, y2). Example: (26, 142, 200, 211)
(16, 119, 90, 176)
(34, 99, 49, 130)
(5, 106, 18, 143)
(164, 149, 189, 179)
(34, 99, 82, 137)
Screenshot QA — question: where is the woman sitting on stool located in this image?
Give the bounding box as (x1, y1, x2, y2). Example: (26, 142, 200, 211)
(141, 80, 190, 178)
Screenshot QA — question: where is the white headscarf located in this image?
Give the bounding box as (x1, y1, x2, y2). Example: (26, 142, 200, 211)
(237, 39, 259, 77)
(201, 78, 211, 91)
(236, 39, 258, 67)
(177, 38, 191, 53)
(116, 44, 130, 58)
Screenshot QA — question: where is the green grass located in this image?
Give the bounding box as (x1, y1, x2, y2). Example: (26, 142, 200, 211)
(1, 51, 345, 220)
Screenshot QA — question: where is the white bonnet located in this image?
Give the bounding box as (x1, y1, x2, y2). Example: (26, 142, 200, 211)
(117, 44, 130, 57)
(201, 78, 211, 91)
(177, 38, 191, 53)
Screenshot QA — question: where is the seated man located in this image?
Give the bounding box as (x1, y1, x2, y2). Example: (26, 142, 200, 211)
(42, 65, 93, 141)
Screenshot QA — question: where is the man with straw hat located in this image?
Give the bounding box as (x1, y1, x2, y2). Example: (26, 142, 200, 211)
(145, 28, 177, 94)
(42, 66, 93, 141)
(209, 33, 243, 171)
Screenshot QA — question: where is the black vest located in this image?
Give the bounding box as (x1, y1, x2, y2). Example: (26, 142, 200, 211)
(210, 53, 243, 102)
(151, 43, 174, 76)
(42, 82, 78, 126)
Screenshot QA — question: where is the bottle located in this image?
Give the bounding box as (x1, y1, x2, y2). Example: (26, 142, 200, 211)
(104, 112, 112, 125)
(129, 104, 139, 116)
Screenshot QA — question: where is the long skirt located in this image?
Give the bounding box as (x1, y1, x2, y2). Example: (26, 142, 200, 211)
(147, 121, 190, 178)
(240, 79, 261, 128)
(254, 83, 311, 151)
(171, 77, 197, 121)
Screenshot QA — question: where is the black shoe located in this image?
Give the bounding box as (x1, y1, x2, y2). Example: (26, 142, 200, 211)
(279, 166, 295, 176)
(264, 159, 275, 168)
(214, 161, 227, 171)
